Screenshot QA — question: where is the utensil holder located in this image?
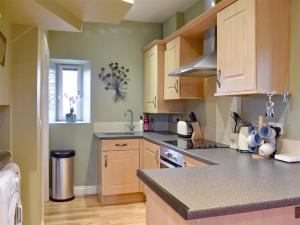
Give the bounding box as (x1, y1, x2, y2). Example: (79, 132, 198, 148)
(191, 122, 203, 140)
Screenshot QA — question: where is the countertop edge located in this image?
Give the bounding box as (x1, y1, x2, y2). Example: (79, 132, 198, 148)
(186, 198, 300, 220)
(139, 168, 300, 220)
(137, 169, 190, 220)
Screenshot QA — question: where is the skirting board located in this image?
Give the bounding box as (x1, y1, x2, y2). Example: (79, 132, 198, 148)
(74, 185, 97, 196)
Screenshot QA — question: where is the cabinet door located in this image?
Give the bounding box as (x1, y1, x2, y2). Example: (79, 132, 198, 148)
(144, 46, 158, 113)
(143, 141, 160, 169)
(102, 150, 140, 196)
(141, 141, 160, 194)
(217, 0, 256, 94)
(164, 38, 180, 100)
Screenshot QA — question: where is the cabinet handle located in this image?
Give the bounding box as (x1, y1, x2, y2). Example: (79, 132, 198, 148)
(216, 70, 221, 88)
(147, 96, 156, 109)
(104, 155, 108, 167)
(115, 143, 127, 147)
(167, 80, 179, 93)
(175, 80, 179, 93)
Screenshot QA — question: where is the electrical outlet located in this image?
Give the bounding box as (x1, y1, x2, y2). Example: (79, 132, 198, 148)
(269, 122, 284, 135)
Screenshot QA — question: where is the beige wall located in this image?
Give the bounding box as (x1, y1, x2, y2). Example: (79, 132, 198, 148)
(11, 25, 42, 225)
(49, 21, 162, 186)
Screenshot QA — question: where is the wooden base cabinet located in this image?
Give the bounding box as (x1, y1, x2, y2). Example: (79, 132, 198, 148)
(216, 0, 291, 96)
(164, 36, 206, 100)
(102, 150, 140, 195)
(98, 139, 142, 205)
(146, 187, 300, 225)
(144, 44, 185, 113)
(140, 140, 160, 194)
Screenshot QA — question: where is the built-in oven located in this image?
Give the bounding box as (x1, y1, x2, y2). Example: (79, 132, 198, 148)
(160, 146, 184, 168)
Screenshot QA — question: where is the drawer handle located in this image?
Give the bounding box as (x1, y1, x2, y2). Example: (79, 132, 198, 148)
(115, 143, 128, 147)
(104, 155, 108, 167)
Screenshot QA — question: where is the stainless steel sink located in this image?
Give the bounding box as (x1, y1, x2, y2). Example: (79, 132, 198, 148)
(103, 132, 135, 136)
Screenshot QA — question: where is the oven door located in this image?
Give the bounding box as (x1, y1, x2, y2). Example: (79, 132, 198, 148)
(160, 157, 182, 168)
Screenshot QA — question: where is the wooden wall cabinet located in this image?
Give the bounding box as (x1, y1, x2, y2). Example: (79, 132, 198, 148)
(144, 44, 185, 113)
(164, 36, 205, 100)
(216, 0, 291, 96)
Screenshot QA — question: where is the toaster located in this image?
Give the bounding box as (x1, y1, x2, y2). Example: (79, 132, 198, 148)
(177, 121, 193, 138)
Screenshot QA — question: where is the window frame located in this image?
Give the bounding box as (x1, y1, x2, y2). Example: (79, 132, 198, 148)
(56, 64, 84, 122)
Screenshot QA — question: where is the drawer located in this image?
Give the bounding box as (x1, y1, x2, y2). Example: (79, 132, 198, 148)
(102, 139, 140, 151)
(183, 156, 208, 168)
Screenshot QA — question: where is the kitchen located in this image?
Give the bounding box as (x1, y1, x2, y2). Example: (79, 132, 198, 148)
(0, 0, 300, 224)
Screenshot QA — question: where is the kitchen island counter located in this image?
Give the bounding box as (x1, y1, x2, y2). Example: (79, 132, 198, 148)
(95, 132, 300, 221)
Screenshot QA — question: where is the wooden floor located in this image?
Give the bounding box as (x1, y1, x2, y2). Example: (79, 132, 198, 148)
(44, 195, 146, 225)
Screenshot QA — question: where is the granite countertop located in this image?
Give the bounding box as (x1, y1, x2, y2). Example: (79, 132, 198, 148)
(95, 131, 300, 220)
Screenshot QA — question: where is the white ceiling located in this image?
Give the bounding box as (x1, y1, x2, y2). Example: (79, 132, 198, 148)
(124, 0, 199, 23)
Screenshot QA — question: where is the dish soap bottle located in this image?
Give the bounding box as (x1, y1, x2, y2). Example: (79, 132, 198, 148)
(139, 115, 144, 132)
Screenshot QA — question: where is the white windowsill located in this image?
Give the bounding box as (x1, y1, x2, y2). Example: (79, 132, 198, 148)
(49, 121, 91, 124)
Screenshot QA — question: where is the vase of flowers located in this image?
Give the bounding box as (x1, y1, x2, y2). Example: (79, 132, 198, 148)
(64, 94, 80, 122)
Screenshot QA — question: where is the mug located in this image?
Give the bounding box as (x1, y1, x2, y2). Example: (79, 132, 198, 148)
(259, 126, 276, 139)
(248, 146, 257, 153)
(259, 143, 275, 156)
(247, 133, 263, 147)
(248, 124, 257, 135)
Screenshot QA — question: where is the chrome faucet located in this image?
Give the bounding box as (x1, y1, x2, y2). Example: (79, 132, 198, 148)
(124, 109, 135, 133)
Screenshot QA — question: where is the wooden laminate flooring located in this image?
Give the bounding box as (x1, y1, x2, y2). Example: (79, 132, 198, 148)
(44, 195, 146, 225)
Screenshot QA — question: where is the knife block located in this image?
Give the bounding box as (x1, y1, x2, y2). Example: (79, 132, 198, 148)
(191, 122, 203, 140)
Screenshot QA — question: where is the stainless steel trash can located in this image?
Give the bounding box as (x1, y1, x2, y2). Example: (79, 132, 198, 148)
(50, 150, 75, 201)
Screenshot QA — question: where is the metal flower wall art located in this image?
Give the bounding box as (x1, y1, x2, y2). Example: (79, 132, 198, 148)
(98, 62, 130, 103)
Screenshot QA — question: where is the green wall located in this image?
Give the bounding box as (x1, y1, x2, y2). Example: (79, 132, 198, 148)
(242, 0, 300, 140)
(163, 12, 184, 38)
(184, 0, 205, 24)
(49, 21, 162, 186)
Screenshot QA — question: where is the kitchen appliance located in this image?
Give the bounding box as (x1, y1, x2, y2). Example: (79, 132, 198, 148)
(238, 127, 250, 152)
(164, 139, 228, 150)
(0, 162, 22, 225)
(168, 0, 217, 77)
(160, 147, 184, 168)
(160, 139, 227, 168)
(177, 121, 192, 138)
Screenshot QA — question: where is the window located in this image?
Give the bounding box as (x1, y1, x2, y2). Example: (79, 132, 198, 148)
(57, 64, 83, 121)
(49, 60, 91, 123)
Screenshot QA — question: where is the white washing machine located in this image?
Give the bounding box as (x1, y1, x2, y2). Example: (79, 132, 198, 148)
(0, 162, 22, 225)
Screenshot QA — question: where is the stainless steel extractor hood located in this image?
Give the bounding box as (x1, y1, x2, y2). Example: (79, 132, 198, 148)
(169, 0, 217, 77)
(168, 51, 216, 77)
